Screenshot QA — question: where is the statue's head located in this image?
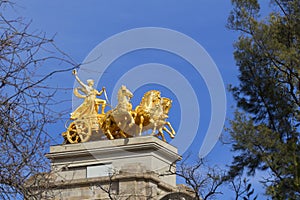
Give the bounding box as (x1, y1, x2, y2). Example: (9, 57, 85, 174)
(87, 79, 94, 87)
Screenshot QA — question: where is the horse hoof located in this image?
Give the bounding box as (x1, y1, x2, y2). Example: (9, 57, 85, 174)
(128, 123, 134, 128)
(108, 135, 114, 140)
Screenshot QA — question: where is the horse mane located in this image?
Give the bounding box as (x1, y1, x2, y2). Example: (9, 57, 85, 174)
(139, 90, 161, 107)
(117, 85, 127, 102)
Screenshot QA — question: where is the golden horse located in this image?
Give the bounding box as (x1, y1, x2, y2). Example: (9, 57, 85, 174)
(149, 97, 175, 142)
(134, 90, 161, 136)
(100, 85, 135, 140)
(134, 90, 176, 141)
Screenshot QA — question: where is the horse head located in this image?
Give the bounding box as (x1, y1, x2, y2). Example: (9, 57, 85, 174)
(138, 90, 161, 111)
(118, 85, 133, 102)
(161, 97, 172, 115)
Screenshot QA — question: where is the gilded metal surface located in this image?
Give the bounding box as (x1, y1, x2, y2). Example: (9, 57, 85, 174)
(62, 70, 176, 144)
(100, 85, 135, 140)
(70, 69, 106, 119)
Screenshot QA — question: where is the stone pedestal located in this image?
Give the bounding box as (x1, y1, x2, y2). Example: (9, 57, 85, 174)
(40, 136, 192, 200)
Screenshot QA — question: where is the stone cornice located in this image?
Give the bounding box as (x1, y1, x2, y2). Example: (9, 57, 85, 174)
(46, 136, 181, 163)
(31, 172, 176, 192)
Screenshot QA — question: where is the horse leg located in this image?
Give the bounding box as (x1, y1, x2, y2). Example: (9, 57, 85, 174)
(151, 122, 157, 135)
(153, 127, 166, 142)
(127, 113, 135, 128)
(165, 121, 175, 137)
(159, 128, 166, 142)
(119, 130, 128, 138)
(119, 115, 130, 133)
(106, 129, 114, 140)
(139, 116, 144, 136)
(162, 126, 175, 139)
(105, 117, 114, 140)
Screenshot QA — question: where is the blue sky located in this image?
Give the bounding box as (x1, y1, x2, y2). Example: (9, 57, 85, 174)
(8, 0, 269, 198)
(14, 0, 238, 147)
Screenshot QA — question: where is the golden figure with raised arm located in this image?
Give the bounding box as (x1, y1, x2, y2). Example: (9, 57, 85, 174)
(63, 71, 175, 144)
(70, 69, 106, 119)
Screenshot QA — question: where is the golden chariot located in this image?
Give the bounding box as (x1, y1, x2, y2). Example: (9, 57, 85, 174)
(62, 70, 176, 144)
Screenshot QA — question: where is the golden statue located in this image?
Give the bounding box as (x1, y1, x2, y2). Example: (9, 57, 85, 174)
(71, 69, 106, 119)
(134, 90, 161, 136)
(62, 71, 176, 144)
(150, 97, 175, 142)
(100, 85, 135, 140)
(134, 91, 175, 142)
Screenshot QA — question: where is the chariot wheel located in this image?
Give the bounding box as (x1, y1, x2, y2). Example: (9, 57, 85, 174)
(66, 120, 92, 143)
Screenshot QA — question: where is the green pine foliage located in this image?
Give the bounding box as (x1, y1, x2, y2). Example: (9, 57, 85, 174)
(227, 0, 300, 198)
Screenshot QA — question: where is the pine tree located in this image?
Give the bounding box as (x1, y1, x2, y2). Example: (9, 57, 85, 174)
(227, 0, 300, 198)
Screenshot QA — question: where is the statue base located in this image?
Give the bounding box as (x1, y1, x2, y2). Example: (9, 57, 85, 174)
(31, 136, 193, 199)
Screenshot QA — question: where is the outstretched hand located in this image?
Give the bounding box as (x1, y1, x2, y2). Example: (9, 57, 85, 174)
(72, 69, 77, 75)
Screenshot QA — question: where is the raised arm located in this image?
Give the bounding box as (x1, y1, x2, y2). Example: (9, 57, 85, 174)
(72, 69, 86, 88)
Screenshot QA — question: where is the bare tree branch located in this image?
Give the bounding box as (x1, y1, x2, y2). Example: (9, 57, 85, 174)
(0, 1, 77, 199)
